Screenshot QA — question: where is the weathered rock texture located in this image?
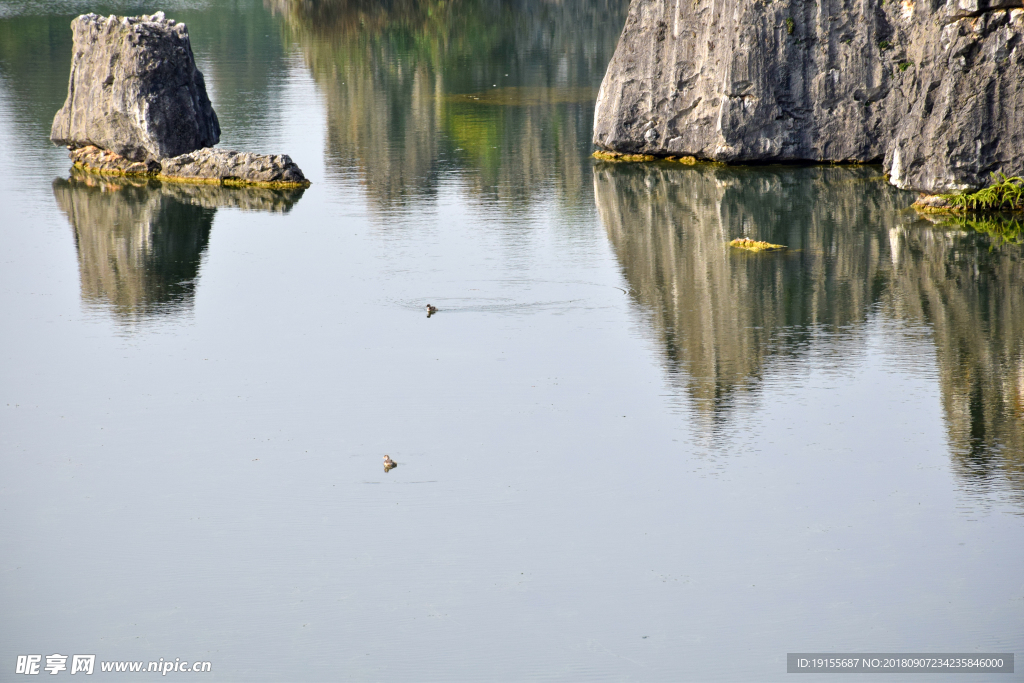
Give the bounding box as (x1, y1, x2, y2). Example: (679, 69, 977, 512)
(51, 12, 220, 161)
(68, 146, 311, 188)
(52, 13, 310, 187)
(594, 0, 1024, 192)
(159, 148, 309, 187)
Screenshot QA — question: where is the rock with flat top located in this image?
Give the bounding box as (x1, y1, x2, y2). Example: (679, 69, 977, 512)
(69, 145, 310, 188)
(159, 149, 309, 187)
(51, 12, 220, 161)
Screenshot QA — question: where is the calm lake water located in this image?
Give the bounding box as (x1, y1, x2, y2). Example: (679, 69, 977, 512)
(1, 0, 1022, 680)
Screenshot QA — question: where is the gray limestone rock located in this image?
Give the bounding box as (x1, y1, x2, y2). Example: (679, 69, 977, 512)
(51, 12, 220, 161)
(68, 145, 310, 188)
(158, 149, 309, 187)
(594, 0, 1024, 192)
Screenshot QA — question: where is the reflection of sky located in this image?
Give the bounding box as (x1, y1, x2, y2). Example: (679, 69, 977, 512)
(0, 1, 1022, 681)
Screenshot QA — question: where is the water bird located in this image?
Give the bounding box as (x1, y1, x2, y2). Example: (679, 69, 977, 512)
(426, 304, 438, 317)
(383, 455, 397, 472)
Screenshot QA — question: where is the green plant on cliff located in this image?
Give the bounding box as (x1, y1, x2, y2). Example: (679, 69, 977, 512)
(941, 173, 1024, 211)
(785, 17, 795, 35)
(898, 60, 913, 71)
(878, 39, 892, 50)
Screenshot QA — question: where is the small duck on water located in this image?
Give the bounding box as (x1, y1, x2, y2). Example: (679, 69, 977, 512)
(426, 304, 438, 317)
(383, 455, 397, 472)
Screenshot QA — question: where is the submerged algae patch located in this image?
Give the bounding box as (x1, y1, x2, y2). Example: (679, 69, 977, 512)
(729, 238, 787, 252)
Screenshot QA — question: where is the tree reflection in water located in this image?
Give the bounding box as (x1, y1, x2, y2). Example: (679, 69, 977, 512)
(267, 0, 626, 215)
(594, 162, 1024, 498)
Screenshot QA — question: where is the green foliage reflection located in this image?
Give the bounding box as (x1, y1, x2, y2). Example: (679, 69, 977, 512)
(269, 0, 628, 211)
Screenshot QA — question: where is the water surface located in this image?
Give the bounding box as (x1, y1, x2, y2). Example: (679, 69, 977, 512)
(1, 1, 1022, 680)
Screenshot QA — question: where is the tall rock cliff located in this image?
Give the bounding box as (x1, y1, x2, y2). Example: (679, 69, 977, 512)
(593, 0, 1024, 192)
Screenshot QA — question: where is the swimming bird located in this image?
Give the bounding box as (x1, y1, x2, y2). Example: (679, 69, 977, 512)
(426, 304, 438, 317)
(383, 455, 397, 472)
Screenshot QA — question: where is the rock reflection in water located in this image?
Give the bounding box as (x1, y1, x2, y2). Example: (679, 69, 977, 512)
(268, 0, 627, 213)
(595, 163, 897, 419)
(888, 221, 1024, 491)
(52, 170, 304, 324)
(594, 162, 1024, 495)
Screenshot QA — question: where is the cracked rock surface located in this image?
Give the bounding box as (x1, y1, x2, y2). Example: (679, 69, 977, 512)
(50, 12, 220, 161)
(159, 149, 309, 186)
(70, 146, 310, 188)
(593, 0, 1024, 192)
(51, 13, 309, 188)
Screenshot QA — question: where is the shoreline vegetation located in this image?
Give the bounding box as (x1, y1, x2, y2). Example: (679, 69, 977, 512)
(939, 173, 1024, 212)
(914, 173, 1023, 246)
(915, 173, 1024, 214)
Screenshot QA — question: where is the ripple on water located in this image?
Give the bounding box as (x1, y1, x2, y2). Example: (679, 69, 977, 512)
(390, 278, 631, 316)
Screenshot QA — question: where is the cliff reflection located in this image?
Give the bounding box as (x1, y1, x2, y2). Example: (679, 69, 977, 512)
(53, 171, 304, 324)
(595, 163, 1024, 494)
(887, 222, 1024, 491)
(268, 0, 626, 214)
(595, 164, 896, 418)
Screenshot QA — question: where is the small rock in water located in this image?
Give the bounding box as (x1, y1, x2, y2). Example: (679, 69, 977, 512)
(160, 148, 309, 188)
(52, 13, 309, 188)
(68, 145, 310, 189)
(911, 193, 954, 213)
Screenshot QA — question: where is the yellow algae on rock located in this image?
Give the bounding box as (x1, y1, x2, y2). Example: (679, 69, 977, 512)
(592, 151, 701, 164)
(592, 150, 657, 162)
(729, 238, 787, 252)
(69, 145, 311, 189)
